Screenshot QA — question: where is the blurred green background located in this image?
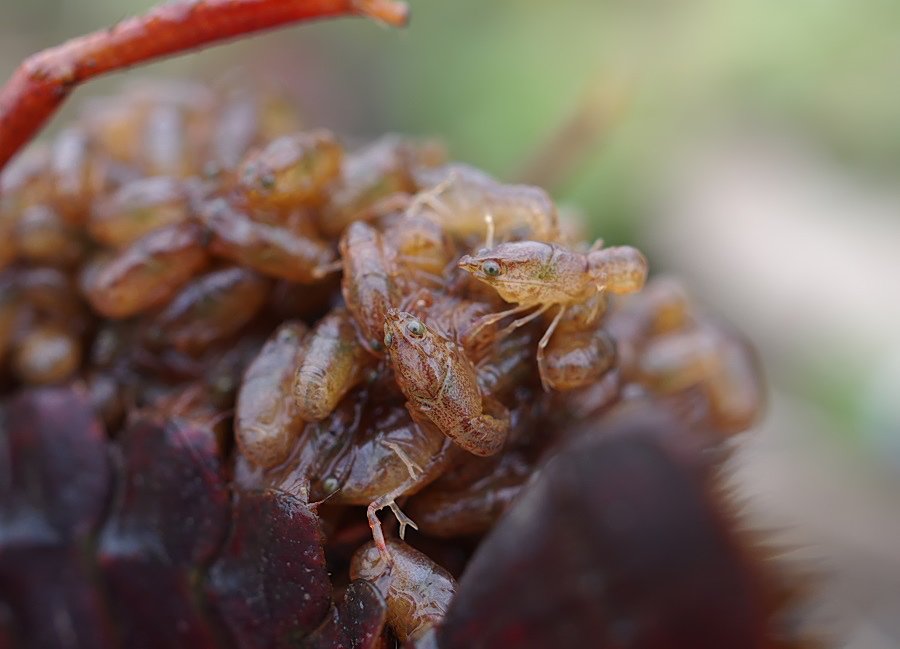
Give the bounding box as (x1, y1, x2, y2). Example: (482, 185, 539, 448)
(2, 2, 900, 642)
(5, 0, 897, 444)
(4, 0, 899, 226)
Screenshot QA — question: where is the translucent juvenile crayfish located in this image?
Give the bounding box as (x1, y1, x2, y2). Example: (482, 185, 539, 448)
(459, 240, 647, 389)
(384, 309, 511, 457)
(0, 2, 794, 648)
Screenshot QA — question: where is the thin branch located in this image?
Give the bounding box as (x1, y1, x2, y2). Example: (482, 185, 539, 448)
(0, 0, 409, 173)
(515, 76, 627, 192)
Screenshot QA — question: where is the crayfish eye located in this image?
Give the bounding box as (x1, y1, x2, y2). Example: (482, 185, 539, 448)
(406, 319, 426, 337)
(383, 332, 394, 348)
(258, 171, 277, 190)
(482, 260, 501, 277)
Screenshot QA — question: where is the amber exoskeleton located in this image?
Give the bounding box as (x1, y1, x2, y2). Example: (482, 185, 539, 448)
(0, 4, 786, 646)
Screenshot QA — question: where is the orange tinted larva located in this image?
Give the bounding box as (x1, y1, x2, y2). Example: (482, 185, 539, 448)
(539, 327, 617, 391)
(322, 398, 451, 507)
(351, 538, 457, 643)
(82, 220, 211, 318)
(292, 307, 374, 422)
(202, 198, 336, 283)
(412, 163, 559, 242)
(12, 323, 82, 385)
(237, 130, 342, 209)
(410, 291, 502, 363)
(638, 326, 764, 435)
(637, 329, 719, 394)
(587, 245, 649, 295)
(0, 145, 54, 212)
(143, 267, 271, 354)
(704, 331, 764, 434)
(640, 277, 692, 336)
(82, 91, 147, 164)
(208, 88, 302, 173)
(459, 240, 646, 392)
(605, 277, 694, 379)
(15, 204, 86, 267)
(475, 328, 537, 398)
(382, 212, 456, 286)
(384, 309, 510, 456)
(10, 267, 90, 337)
(235, 321, 309, 467)
(89, 176, 192, 247)
(320, 135, 444, 238)
(459, 241, 598, 309)
(339, 221, 399, 355)
(407, 448, 532, 538)
(279, 385, 454, 558)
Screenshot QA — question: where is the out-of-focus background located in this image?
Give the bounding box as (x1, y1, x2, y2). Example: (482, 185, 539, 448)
(2, 1, 899, 645)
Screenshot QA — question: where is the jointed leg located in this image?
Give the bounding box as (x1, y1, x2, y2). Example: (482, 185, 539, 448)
(468, 303, 536, 341)
(406, 172, 456, 219)
(381, 439, 423, 481)
(0, 0, 409, 172)
(388, 501, 418, 540)
(391, 257, 445, 287)
(311, 260, 343, 278)
(537, 305, 567, 391)
(367, 480, 420, 564)
(496, 303, 550, 339)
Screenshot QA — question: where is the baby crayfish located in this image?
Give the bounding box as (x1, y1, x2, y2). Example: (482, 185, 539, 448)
(409, 163, 559, 243)
(384, 308, 510, 456)
(458, 240, 648, 390)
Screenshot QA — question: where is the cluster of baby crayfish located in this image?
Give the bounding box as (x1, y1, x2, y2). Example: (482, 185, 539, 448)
(0, 80, 770, 649)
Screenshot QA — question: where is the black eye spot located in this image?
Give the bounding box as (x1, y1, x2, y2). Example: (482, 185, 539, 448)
(278, 329, 297, 344)
(406, 319, 426, 337)
(259, 172, 277, 190)
(384, 332, 394, 348)
(371, 338, 384, 351)
(482, 260, 501, 277)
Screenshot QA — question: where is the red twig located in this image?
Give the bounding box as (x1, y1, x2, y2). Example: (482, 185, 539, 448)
(0, 0, 409, 173)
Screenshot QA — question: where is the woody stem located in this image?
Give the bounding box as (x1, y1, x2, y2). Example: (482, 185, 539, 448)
(0, 0, 409, 173)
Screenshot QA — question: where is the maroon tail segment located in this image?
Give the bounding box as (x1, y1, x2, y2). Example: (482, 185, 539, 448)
(439, 405, 773, 649)
(96, 415, 230, 648)
(0, 386, 389, 648)
(0, 0, 409, 173)
(0, 388, 115, 648)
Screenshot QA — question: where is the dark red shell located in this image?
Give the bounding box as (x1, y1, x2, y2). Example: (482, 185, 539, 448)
(439, 406, 768, 649)
(0, 388, 115, 648)
(0, 387, 388, 649)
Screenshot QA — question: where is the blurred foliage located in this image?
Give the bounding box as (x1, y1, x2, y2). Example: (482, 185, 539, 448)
(2, 0, 898, 242)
